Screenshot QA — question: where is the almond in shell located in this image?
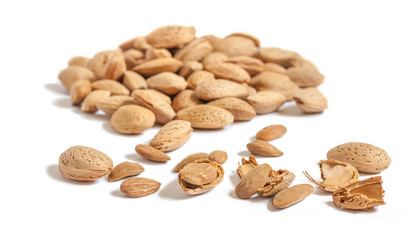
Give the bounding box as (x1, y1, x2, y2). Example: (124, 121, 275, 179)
(213, 36, 256, 57)
(249, 71, 299, 101)
(172, 89, 204, 112)
(293, 87, 327, 113)
(176, 105, 234, 129)
(70, 80, 91, 105)
(207, 97, 256, 121)
(145, 25, 196, 49)
(132, 58, 183, 77)
(96, 95, 134, 115)
(246, 90, 286, 114)
(58, 66, 96, 90)
(286, 67, 324, 87)
(186, 70, 215, 90)
(149, 120, 193, 152)
(81, 90, 110, 113)
(204, 62, 250, 83)
(146, 72, 187, 95)
(122, 71, 147, 91)
(132, 89, 176, 124)
(110, 104, 155, 134)
(91, 80, 130, 96)
(195, 79, 248, 101)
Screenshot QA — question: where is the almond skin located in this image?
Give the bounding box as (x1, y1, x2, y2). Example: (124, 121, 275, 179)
(110, 105, 155, 134)
(176, 105, 234, 129)
(108, 161, 145, 182)
(120, 177, 161, 198)
(256, 124, 287, 141)
(135, 144, 171, 162)
(145, 25, 196, 49)
(149, 120, 193, 152)
(246, 140, 283, 157)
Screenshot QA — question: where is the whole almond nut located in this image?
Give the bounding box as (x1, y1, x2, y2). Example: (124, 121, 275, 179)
(286, 67, 324, 87)
(258, 47, 300, 67)
(174, 38, 213, 62)
(173, 153, 210, 172)
(145, 47, 172, 60)
(256, 124, 287, 141)
(70, 80, 92, 105)
(195, 79, 249, 101)
(201, 34, 223, 49)
(263, 62, 287, 74)
(96, 95, 134, 115)
(135, 144, 171, 162)
(249, 71, 299, 101)
(122, 71, 147, 91)
(209, 150, 228, 164)
(202, 52, 228, 66)
(120, 177, 161, 198)
(178, 61, 203, 78)
(132, 89, 176, 124)
(58, 66, 96, 90)
(123, 49, 144, 70)
(145, 25, 196, 49)
(213, 36, 256, 57)
(68, 56, 89, 67)
(172, 89, 204, 112)
(133, 37, 152, 51)
(289, 58, 319, 71)
(91, 80, 130, 96)
(204, 63, 250, 83)
(176, 105, 234, 129)
(246, 140, 283, 157)
(235, 163, 271, 199)
(59, 145, 113, 181)
(227, 32, 260, 47)
(87, 50, 121, 79)
(272, 184, 314, 208)
(132, 58, 183, 77)
(110, 105, 155, 134)
(104, 52, 126, 80)
(146, 72, 187, 95)
(293, 87, 328, 113)
(178, 159, 224, 195)
(108, 161, 145, 182)
(247, 90, 286, 114)
(145, 89, 172, 104)
(81, 90, 110, 113)
(326, 142, 391, 173)
(149, 120, 193, 152)
(225, 56, 264, 76)
(186, 70, 215, 90)
(119, 37, 139, 51)
(332, 176, 385, 210)
(207, 97, 256, 121)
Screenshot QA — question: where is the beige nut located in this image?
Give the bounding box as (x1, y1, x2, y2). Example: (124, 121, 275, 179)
(110, 105, 155, 134)
(176, 105, 234, 129)
(149, 120, 193, 152)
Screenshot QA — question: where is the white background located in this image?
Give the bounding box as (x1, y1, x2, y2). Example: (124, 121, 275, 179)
(1, 0, 409, 239)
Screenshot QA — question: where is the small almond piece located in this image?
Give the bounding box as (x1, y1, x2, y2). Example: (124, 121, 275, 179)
(108, 162, 145, 182)
(70, 80, 91, 105)
(149, 120, 193, 152)
(173, 152, 209, 172)
(209, 150, 228, 164)
(120, 177, 161, 198)
(246, 140, 283, 157)
(256, 124, 287, 141)
(272, 184, 314, 208)
(135, 144, 171, 162)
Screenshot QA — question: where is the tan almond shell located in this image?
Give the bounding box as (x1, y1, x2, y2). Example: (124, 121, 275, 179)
(294, 87, 328, 113)
(87, 50, 121, 79)
(256, 124, 287, 141)
(176, 105, 234, 129)
(332, 176, 385, 209)
(119, 37, 139, 51)
(272, 184, 314, 208)
(173, 153, 210, 172)
(225, 56, 264, 76)
(96, 95, 134, 115)
(289, 58, 319, 71)
(132, 58, 183, 77)
(263, 62, 287, 74)
(133, 37, 152, 51)
(59, 145, 113, 181)
(327, 142, 391, 173)
(70, 80, 92, 105)
(286, 67, 324, 88)
(68, 56, 89, 67)
(227, 32, 260, 47)
(186, 70, 215, 90)
(178, 159, 224, 195)
(122, 71, 147, 91)
(258, 170, 295, 196)
(257, 47, 300, 67)
(81, 90, 111, 113)
(91, 80, 130, 96)
(145, 25, 196, 49)
(246, 140, 283, 157)
(131, 89, 176, 124)
(235, 164, 272, 199)
(236, 155, 259, 179)
(174, 37, 213, 62)
(149, 120, 193, 152)
(202, 52, 228, 66)
(123, 49, 145, 70)
(195, 79, 249, 101)
(103, 52, 127, 81)
(110, 105, 155, 134)
(120, 177, 161, 198)
(204, 62, 250, 83)
(213, 36, 256, 57)
(135, 144, 171, 162)
(172, 89, 204, 112)
(249, 71, 299, 101)
(108, 161, 145, 182)
(207, 97, 256, 121)
(247, 90, 286, 114)
(146, 72, 187, 95)
(58, 66, 96, 90)
(178, 61, 203, 78)
(145, 48, 172, 61)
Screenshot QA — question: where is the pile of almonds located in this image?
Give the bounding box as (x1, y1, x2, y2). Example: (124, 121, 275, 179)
(58, 25, 328, 136)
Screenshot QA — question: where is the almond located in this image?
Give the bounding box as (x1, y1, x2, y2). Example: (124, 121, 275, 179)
(246, 90, 286, 114)
(68, 56, 89, 67)
(176, 105, 234, 129)
(119, 37, 139, 51)
(108, 161, 145, 182)
(172, 89, 204, 112)
(209, 150, 228, 164)
(123, 49, 144, 70)
(87, 50, 121, 79)
(81, 90, 110, 113)
(178, 61, 203, 78)
(96, 95, 134, 115)
(326, 142, 391, 173)
(145, 25, 196, 48)
(91, 80, 130, 96)
(173, 152, 210, 172)
(207, 97, 256, 121)
(235, 164, 271, 199)
(195, 79, 248, 101)
(225, 56, 264, 76)
(122, 71, 147, 91)
(293, 87, 328, 113)
(202, 52, 228, 66)
(213, 36, 256, 57)
(135, 144, 171, 162)
(227, 32, 260, 47)
(249, 71, 299, 101)
(258, 47, 300, 67)
(145, 48, 172, 60)
(246, 140, 283, 157)
(146, 72, 187, 95)
(132, 58, 183, 77)
(174, 38, 213, 62)
(110, 105, 155, 134)
(70, 80, 91, 105)
(132, 37, 152, 51)
(104, 52, 126, 80)
(286, 67, 324, 87)
(120, 177, 161, 198)
(186, 70, 215, 90)
(149, 120, 193, 152)
(263, 62, 287, 74)
(204, 62, 250, 83)
(58, 66, 96, 90)
(272, 184, 314, 208)
(256, 124, 287, 141)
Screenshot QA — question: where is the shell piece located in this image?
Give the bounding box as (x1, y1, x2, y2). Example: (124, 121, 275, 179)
(293, 87, 328, 113)
(303, 159, 359, 192)
(176, 105, 234, 129)
(258, 170, 295, 196)
(149, 120, 193, 152)
(235, 164, 272, 199)
(178, 159, 224, 195)
(108, 162, 145, 182)
(272, 184, 314, 208)
(236, 155, 259, 178)
(332, 176, 385, 210)
(326, 142, 391, 173)
(173, 153, 210, 172)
